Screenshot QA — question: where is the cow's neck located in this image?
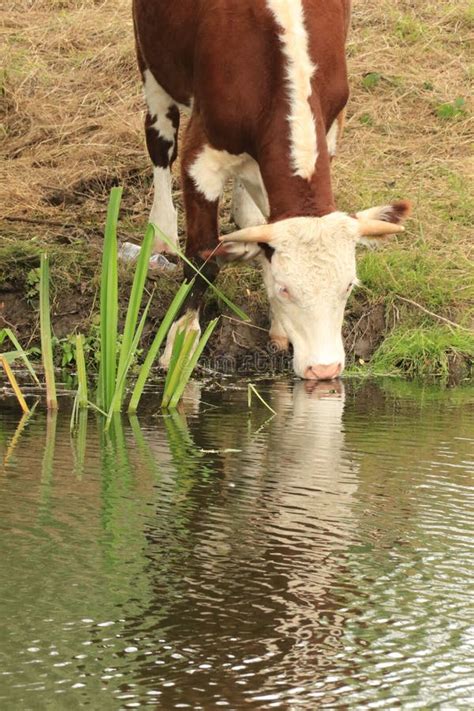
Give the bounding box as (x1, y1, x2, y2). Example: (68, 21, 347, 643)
(260, 149, 335, 221)
(257, 94, 336, 220)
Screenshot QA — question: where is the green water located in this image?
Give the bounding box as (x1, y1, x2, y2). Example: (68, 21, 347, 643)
(0, 380, 473, 709)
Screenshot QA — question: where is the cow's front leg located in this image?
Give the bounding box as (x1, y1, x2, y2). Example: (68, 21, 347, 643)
(143, 70, 180, 253)
(160, 118, 221, 368)
(160, 309, 202, 369)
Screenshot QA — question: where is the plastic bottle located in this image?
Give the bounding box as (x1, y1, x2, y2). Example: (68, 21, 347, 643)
(118, 242, 176, 272)
(118, 242, 141, 262)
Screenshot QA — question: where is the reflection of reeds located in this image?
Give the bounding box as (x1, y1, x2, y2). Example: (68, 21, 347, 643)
(247, 383, 277, 415)
(71, 408, 88, 480)
(129, 414, 162, 480)
(39, 411, 57, 521)
(3, 402, 38, 466)
(163, 409, 206, 480)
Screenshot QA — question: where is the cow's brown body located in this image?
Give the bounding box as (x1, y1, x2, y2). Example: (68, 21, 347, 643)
(134, 0, 351, 233)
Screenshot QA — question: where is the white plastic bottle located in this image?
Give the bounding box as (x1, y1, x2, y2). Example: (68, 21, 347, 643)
(118, 242, 175, 272)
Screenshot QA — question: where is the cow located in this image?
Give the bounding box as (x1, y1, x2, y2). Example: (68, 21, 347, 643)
(132, 0, 411, 380)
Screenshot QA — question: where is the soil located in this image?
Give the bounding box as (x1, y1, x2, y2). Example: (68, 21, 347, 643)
(0, 245, 401, 379)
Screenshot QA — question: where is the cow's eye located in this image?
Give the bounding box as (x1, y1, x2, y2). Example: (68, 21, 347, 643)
(278, 285, 291, 299)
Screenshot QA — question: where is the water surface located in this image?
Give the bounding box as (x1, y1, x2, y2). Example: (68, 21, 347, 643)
(1, 380, 473, 709)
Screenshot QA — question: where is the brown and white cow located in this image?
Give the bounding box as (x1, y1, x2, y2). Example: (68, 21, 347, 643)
(133, 0, 410, 380)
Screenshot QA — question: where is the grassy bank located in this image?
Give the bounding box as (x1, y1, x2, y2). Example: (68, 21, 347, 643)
(1, 0, 473, 382)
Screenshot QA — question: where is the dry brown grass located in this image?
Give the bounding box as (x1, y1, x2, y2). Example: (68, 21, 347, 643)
(339, 0, 473, 254)
(1, 0, 473, 318)
(1, 0, 145, 230)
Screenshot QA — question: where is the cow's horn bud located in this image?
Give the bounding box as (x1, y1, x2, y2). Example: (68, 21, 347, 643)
(220, 224, 274, 243)
(358, 220, 405, 237)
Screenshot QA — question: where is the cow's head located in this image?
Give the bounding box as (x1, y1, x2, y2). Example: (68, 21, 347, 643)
(220, 201, 411, 380)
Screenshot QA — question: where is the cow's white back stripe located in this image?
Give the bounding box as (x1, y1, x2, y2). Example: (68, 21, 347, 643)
(266, 0, 318, 180)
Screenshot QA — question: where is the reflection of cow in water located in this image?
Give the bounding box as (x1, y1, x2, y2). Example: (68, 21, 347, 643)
(116, 381, 360, 707)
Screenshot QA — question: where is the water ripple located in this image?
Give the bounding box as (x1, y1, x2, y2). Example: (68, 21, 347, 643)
(0, 383, 473, 708)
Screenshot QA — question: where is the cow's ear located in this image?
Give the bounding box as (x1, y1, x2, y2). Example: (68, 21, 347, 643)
(356, 200, 412, 225)
(355, 200, 411, 243)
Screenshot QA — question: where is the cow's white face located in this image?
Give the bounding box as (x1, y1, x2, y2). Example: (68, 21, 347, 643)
(220, 201, 410, 380)
(261, 213, 358, 379)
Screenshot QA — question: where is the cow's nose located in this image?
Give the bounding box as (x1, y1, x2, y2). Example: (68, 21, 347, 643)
(304, 363, 342, 381)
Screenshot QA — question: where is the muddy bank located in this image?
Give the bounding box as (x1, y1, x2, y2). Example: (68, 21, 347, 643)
(0, 249, 380, 368)
(1, 246, 470, 386)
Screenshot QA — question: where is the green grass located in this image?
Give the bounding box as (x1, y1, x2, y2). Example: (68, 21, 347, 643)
(357, 248, 473, 317)
(435, 98, 467, 121)
(371, 325, 474, 380)
(432, 169, 474, 226)
(395, 14, 427, 43)
(0, 242, 43, 289)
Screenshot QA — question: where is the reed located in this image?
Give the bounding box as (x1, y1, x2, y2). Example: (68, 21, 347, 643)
(113, 223, 155, 412)
(247, 383, 277, 415)
(32, 187, 245, 418)
(165, 318, 219, 410)
(128, 279, 193, 413)
(0, 356, 30, 414)
(161, 325, 199, 409)
(39, 254, 57, 410)
(104, 296, 152, 430)
(97, 186, 121, 412)
(0, 328, 41, 413)
(0, 328, 40, 386)
(75, 334, 88, 408)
